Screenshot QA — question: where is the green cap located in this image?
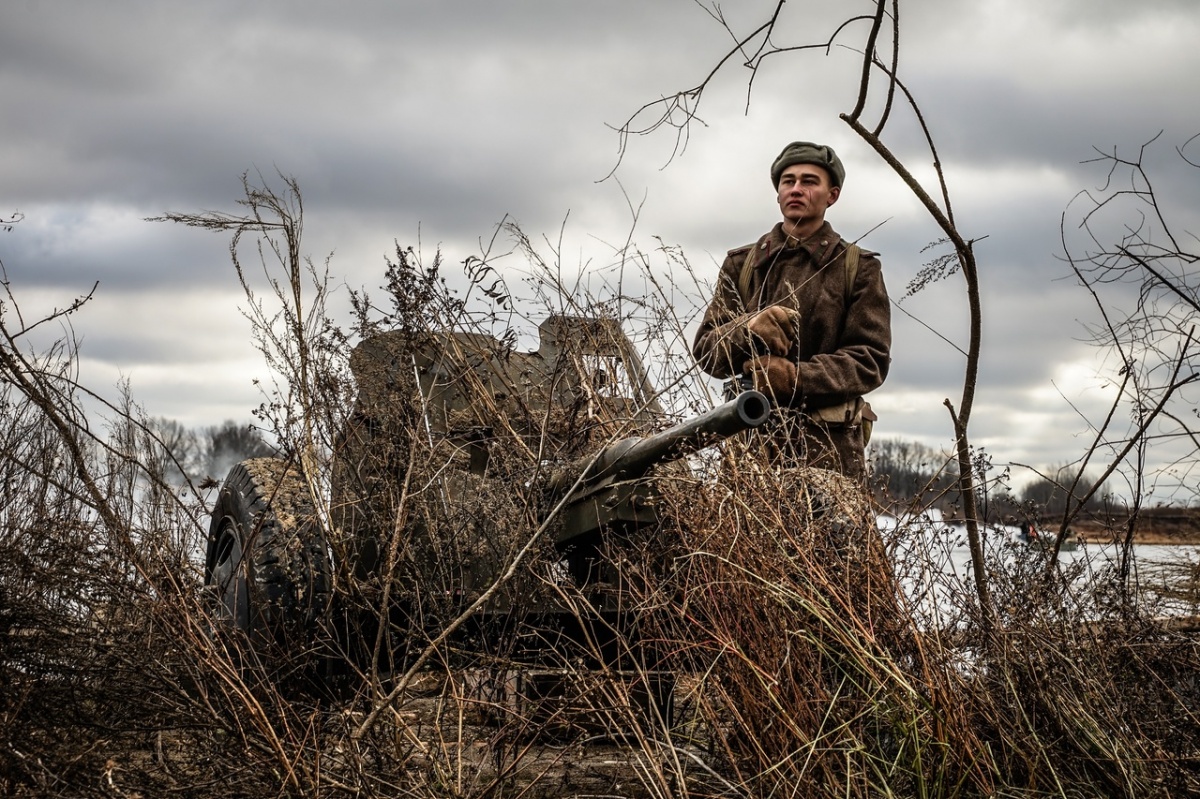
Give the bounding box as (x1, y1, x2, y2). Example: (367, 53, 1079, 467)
(770, 141, 845, 188)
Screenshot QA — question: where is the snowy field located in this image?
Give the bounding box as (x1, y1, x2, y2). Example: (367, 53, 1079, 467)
(879, 509, 1200, 626)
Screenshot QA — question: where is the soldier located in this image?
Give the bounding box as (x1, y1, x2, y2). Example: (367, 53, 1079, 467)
(693, 141, 891, 480)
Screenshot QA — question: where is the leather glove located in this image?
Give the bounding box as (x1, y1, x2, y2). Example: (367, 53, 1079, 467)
(746, 306, 800, 357)
(743, 354, 799, 404)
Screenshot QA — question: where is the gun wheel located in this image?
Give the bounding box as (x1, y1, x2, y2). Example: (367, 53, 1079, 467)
(205, 457, 331, 649)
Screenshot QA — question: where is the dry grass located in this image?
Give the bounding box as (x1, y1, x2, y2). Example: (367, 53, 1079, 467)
(5, 185, 1200, 798)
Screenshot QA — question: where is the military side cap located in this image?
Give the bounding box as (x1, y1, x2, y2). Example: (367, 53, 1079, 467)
(770, 141, 845, 188)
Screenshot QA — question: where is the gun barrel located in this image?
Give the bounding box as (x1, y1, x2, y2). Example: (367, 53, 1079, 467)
(586, 389, 771, 485)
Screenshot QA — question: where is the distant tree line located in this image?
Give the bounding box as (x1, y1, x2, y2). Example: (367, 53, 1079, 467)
(870, 436, 1105, 519)
(150, 418, 275, 484)
(868, 438, 957, 504)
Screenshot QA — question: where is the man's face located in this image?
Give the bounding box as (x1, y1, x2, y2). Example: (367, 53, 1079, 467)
(776, 163, 840, 230)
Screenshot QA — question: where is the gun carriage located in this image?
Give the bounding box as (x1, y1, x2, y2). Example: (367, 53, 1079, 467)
(204, 316, 769, 718)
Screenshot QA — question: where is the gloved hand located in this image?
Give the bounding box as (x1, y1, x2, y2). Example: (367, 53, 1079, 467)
(743, 354, 799, 404)
(746, 306, 800, 357)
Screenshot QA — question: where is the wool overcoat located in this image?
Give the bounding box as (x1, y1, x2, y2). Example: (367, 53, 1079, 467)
(693, 221, 891, 478)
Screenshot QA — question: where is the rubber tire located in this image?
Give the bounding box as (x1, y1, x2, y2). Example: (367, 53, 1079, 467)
(205, 457, 332, 649)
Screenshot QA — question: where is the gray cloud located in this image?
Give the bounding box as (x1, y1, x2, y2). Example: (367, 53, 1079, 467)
(2, 0, 1197, 488)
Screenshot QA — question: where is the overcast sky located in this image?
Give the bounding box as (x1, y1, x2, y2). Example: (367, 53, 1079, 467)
(3, 1, 1198, 498)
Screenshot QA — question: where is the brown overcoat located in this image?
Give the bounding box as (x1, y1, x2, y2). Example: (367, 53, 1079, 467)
(692, 221, 891, 477)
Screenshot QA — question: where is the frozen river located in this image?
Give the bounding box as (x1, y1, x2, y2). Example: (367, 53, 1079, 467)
(880, 510, 1200, 624)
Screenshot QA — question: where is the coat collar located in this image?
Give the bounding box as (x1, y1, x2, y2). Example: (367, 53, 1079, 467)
(761, 221, 841, 266)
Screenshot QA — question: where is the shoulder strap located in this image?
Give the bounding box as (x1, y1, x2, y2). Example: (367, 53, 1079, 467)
(843, 242, 861, 301)
(736, 246, 758, 310)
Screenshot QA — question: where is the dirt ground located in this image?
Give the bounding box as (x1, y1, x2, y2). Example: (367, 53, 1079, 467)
(375, 671, 725, 798)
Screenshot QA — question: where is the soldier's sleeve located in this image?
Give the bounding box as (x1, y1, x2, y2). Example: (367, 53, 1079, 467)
(692, 246, 758, 379)
(795, 248, 891, 405)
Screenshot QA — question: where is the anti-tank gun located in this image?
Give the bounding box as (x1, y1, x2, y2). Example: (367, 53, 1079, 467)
(203, 315, 769, 694)
(540, 389, 769, 582)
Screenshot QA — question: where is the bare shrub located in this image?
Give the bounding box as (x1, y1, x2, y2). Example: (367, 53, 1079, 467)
(0, 314, 214, 793)
(638, 458, 982, 795)
(5, 164, 1200, 798)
